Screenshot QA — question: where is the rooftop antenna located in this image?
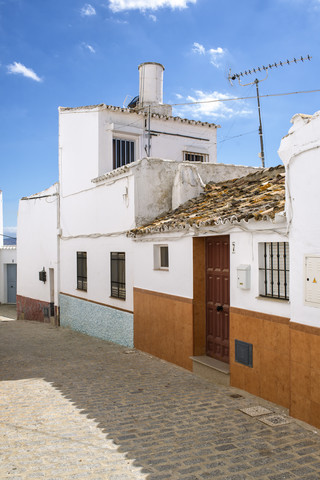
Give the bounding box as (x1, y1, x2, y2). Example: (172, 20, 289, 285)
(228, 55, 312, 168)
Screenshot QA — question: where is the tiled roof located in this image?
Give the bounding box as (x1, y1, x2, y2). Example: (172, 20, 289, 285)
(129, 165, 285, 236)
(59, 104, 219, 128)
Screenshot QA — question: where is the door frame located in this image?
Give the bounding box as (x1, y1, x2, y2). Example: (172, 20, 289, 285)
(192, 236, 230, 362)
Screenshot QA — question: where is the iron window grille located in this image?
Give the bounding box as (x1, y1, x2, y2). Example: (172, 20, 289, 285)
(113, 138, 135, 169)
(259, 242, 289, 300)
(77, 251, 87, 291)
(111, 252, 126, 300)
(183, 151, 208, 163)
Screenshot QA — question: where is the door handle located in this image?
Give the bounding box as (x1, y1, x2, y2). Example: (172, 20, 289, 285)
(216, 305, 223, 312)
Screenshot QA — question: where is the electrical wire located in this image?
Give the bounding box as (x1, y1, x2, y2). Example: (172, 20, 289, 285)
(169, 88, 320, 107)
(218, 129, 258, 144)
(0, 233, 16, 240)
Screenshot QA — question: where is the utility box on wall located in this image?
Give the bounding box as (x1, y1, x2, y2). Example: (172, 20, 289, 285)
(305, 255, 320, 307)
(237, 264, 251, 289)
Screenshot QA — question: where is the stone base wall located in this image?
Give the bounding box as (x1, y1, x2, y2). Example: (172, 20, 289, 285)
(16, 294, 58, 325)
(60, 293, 133, 348)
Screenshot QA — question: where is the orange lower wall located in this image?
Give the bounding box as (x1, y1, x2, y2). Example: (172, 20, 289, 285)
(134, 288, 193, 370)
(230, 307, 290, 409)
(290, 323, 320, 429)
(230, 307, 320, 429)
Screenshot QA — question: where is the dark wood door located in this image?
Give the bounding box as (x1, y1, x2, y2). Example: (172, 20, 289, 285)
(206, 236, 230, 363)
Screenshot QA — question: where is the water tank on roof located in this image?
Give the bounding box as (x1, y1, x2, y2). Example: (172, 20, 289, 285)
(138, 62, 164, 107)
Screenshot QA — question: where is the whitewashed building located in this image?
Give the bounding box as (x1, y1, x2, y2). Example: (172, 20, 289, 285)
(16, 61, 320, 429)
(17, 183, 58, 322)
(0, 191, 17, 305)
(18, 62, 255, 339)
(130, 110, 320, 429)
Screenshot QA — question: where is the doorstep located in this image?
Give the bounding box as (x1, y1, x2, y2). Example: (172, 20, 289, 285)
(190, 355, 230, 387)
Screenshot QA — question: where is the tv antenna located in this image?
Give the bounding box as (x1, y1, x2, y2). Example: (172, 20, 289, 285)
(228, 55, 312, 168)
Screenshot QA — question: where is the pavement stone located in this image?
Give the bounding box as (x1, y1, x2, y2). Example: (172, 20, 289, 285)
(1, 310, 320, 479)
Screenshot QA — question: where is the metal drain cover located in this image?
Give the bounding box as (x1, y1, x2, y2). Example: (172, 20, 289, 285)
(258, 414, 292, 426)
(240, 406, 272, 417)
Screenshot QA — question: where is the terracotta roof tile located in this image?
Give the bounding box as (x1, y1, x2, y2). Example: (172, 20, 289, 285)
(129, 165, 285, 236)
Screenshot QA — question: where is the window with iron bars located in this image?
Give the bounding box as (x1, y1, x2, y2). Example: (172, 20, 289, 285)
(259, 242, 289, 300)
(77, 251, 87, 291)
(183, 151, 208, 163)
(113, 138, 135, 169)
(110, 252, 126, 300)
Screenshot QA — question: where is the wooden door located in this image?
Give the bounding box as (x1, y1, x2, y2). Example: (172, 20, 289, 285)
(206, 236, 230, 363)
(7, 264, 17, 304)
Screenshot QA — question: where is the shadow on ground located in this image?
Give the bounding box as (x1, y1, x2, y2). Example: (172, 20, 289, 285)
(1, 319, 320, 480)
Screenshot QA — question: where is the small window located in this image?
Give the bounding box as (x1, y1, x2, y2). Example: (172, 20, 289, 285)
(113, 138, 135, 169)
(154, 245, 169, 270)
(259, 242, 289, 300)
(183, 151, 208, 163)
(111, 252, 126, 299)
(77, 252, 87, 291)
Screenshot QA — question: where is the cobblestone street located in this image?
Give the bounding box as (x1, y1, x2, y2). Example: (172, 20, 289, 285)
(1, 312, 320, 480)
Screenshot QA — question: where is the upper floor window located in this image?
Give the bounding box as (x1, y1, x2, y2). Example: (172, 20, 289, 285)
(259, 242, 289, 300)
(111, 252, 126, 300)
(113, 138, 135, 169)
(184, 151, 208, 163)
(77, 251, 87, 291)
(154, 244, 169, 270)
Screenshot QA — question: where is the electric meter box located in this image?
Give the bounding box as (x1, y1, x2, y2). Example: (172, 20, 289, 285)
(305, 255, 320, 307)
(237, 264, 251, 290)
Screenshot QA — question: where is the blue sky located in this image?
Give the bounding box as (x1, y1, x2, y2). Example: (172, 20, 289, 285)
(1, 0, 319, 235)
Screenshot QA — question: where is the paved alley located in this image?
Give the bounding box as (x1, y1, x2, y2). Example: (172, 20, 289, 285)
(1, 315, 320, 480)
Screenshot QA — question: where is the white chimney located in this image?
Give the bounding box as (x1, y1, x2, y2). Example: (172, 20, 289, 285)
(138, 62, 172, 116)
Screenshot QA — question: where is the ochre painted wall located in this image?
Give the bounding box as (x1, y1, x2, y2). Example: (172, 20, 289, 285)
(193, 237, 206, 356)
(290, 323, 320, 429)
(134, 288, 193, 370)
(230, 307, 290, 409)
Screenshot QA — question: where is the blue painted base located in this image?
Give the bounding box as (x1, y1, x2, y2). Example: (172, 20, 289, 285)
(60, 294, 133, 348)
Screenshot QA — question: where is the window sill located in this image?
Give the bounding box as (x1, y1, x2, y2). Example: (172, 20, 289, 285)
(153, 268, 169, 272)
(110, 296, 126, 301)
(256, 295, 290, 304)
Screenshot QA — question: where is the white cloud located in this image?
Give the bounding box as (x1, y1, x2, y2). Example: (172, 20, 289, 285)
(109, 0, 196, 12)
(192, 42, 226, 68)
(81, 4, 96, 16)
(208, 47, 226, 67)
(192, 42, 205, 55)
(83, 43, 96, 53)
(173, 90, 252, 121)
(149, 13, 157, 21)
(7, 62, 42, 82)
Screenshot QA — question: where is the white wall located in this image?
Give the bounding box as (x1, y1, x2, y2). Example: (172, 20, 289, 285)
(279, 111, 320, 327)
(60, 235, 134, 311)
(60, 173, 135, 236)
(59, 105, 218, 197)
(17, 184, 58, 304)
(59, 108, 101, 196)
(133, 235, 193, 299)
(132, 225, 291, 320)
(230, 228, 290, 318)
